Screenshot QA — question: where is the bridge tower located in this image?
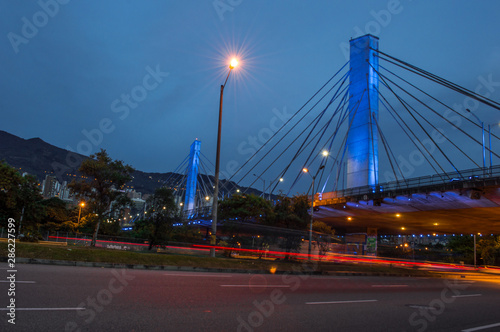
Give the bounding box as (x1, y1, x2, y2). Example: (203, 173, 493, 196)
(184, 139, 201, 211)
(346, 34, 379, 189)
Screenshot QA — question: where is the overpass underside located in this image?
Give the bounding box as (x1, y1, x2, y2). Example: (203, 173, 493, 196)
(314, 175, 500, 235)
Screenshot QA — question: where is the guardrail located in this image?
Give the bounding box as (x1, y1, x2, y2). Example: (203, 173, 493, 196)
(178, 166, 500, 215)
(316, 165, 500, 205)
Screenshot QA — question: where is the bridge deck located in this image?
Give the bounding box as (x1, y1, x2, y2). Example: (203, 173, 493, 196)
(314, 166, 500, 234)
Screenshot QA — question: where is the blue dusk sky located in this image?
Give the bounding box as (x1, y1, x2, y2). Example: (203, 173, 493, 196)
(1, 1, 500, 192)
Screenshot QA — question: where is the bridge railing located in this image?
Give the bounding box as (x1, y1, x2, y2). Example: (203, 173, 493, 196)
(181, 206, 212, 220)
(318, 165, 500, 202)
(180, 166, 500, 213)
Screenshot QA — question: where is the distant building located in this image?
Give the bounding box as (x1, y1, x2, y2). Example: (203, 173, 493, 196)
(126, 189, 142, 200)
(41, 175, 74, 202)
(41, 175, 60, 198)
(59, 181, 71, 201)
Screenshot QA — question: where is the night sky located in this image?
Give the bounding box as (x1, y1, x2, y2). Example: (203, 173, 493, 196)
(2, 1, 500, 192)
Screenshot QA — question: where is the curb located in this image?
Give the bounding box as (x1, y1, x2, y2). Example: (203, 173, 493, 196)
(4, 257, 432, 277)
(10, 257, 323, 275)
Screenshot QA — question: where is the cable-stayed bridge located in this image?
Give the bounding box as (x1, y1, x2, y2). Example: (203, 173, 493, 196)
(174, 34, 500, 236)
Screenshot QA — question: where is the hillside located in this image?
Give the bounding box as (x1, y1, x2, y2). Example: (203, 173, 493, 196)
(0, 130, 254, 196)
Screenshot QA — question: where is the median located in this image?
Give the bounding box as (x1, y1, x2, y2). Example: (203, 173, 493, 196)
(0, 242, 435, 276)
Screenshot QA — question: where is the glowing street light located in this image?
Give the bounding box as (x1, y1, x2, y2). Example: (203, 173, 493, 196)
(211, 57, 239, 258)
(78, 201, 85, 224)
(303, 164, 325, 260)
(268, 177, 284, 200)
(230, 58, 238, 69)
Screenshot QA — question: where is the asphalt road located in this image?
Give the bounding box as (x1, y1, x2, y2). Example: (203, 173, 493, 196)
(1, 263, 500, 332)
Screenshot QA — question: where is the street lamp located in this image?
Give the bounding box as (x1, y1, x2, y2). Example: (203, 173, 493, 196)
(303, 165, 325, 260)
(466, 109, 485, 174)
(211, 58, 238, 258)
(77, 201, 85, 224)
(268, 177, 284, 200)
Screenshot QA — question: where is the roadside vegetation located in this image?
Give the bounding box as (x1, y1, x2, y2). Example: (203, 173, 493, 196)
(0, 242, 434, 276)
(2, 156, 499, 268)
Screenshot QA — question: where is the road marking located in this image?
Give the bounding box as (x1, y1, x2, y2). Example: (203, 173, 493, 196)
(306, 299, 378, 305)
(371, 285, 408, 288)
(310, 277, 349, 280)
(220, 285, 291, 288)
(0, 307, 85, 311)
(462, 322, 500, 331)
(164, 273, 232, 278)
(452, 294, 482, 298)
(0, 280, 36, 284)
(408, 305, 435, 310)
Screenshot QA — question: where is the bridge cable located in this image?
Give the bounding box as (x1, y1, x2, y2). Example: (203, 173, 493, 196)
(163, 154, 189, 188)
(375, 67, 462, 177)
(287, 89, 366, 195)
(372, 114, 407, 185)
(378, 64, 500, 156)
(235, 70, 351, 194)
(219, 61, 350, 194)
(378, 71, 484, 167)
(283, 88, 354, 195)
(376, 87, 445, 182)
(373, 49, 500, 111)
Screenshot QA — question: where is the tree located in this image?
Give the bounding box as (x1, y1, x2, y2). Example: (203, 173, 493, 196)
(477, 236, 500, 266)
(68, 150, 134, 246)
(312, 221, 336, 257)
(39, 197, 79, 232)
(266, 194, 310, 259)
(0, 161, 44, 236)
(219, 193, 272, 223)
(141, 187, 179, 250)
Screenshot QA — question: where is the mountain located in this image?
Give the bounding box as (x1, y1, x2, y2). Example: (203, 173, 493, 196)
(0, 130, 255, 196)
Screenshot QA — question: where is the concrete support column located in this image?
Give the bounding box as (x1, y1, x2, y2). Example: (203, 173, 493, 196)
(347, 34, 379, 189)
(184, 140, 201, 212)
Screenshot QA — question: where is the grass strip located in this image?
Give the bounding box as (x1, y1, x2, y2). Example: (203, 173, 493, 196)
(0, 242, 433, 276)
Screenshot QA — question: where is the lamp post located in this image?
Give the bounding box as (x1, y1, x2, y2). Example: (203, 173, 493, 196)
(466, 109, 485, 174)
(211, 58, 238, 258)
(474, 233, 477, 268)
(303, 165, 325, 260)
(77, 201, 85, 224)
(253, 174, 266, 198)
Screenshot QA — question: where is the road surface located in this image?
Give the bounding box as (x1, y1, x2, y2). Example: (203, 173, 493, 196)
(1, 263, 500, 331)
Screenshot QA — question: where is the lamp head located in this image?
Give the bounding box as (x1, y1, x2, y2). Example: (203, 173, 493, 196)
(229, 58, 238, 69)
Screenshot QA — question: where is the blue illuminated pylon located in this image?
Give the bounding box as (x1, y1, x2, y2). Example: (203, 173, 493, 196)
(184, 139, 201, 211)
(346, 34, 379, 188)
